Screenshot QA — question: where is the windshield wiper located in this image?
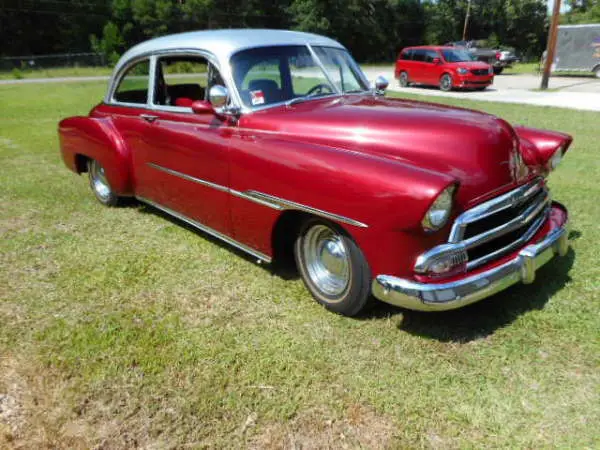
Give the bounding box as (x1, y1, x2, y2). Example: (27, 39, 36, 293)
(286, 92, 337, 106)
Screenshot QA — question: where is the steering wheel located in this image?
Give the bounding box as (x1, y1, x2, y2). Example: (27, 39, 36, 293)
(306, 83, 334, 96)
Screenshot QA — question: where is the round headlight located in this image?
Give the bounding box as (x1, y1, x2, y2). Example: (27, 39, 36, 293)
(422, 185, 455, 232)
(548, 147, 563, 170)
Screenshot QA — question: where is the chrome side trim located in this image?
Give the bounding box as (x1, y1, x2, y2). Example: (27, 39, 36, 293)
(146, 163, 368, 228)
(449, 178, 544, 243)
(147, 163, 229, 193)
(136, 196, 272, 263)
(372, 206, 569, 312)
(241, 191, 369, 228)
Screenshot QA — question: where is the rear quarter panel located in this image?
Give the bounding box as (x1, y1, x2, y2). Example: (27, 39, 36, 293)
(58, 115, 134, 196)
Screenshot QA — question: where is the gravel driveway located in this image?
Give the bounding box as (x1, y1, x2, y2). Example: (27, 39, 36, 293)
(362, 66, 600, 112)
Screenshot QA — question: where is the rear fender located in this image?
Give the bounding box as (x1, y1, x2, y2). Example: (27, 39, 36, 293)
(58, 116, 133, 196)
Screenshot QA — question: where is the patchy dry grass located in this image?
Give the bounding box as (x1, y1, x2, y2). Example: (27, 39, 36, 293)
(0, 81, 599, 448)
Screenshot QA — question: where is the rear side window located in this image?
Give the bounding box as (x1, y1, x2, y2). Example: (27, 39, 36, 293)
(114, 60, 150, 104)
(412, 49, 425, 62)
(400, 50, 412, 60)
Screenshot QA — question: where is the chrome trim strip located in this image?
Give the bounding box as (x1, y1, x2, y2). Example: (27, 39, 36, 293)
(242, 191, 369, 228)
(372, 207, 569, 312)
(146, 163, 368, 228)
(449, 178, 544, 243)
(136, 196, 272, 263)
(147, 163, 229, 193)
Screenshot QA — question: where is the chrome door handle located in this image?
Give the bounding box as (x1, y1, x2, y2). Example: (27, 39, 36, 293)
(140, 114, 158, 123)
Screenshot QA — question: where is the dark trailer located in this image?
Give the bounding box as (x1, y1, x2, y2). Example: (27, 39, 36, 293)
(553, 24, 600, 77)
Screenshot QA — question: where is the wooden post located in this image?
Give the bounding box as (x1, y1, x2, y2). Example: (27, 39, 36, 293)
(462, 0, 472, 41)
(541, 0, 561, 90)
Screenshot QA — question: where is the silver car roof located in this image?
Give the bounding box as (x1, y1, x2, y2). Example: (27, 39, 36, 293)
(113, 29, 345, 74)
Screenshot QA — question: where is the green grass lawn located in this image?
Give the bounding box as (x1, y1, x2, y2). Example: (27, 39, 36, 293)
(0, 66, 112, 80)
(1, 82, 599, 448)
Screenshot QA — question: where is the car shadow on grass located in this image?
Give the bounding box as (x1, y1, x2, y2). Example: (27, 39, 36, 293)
(136, 202, 274, 266)
(363, 245, 576, 343)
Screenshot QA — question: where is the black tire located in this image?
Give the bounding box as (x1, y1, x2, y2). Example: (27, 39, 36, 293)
(87, 159, 120, 206)
(398, 71, 410, 88)
(439, 73, 453, 92)
(294, 219, 371, 316)
(493, 67, 504, 75)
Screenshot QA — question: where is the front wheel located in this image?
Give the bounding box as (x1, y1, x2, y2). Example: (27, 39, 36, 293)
(399, 71, 410, 88)
(87, 159, 120, 206)
(439, 74, 453, 92)
(294, 220, 371, 316)
(493, 67, 504, 75)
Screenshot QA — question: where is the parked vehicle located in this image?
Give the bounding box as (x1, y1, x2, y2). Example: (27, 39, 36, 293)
(447, 40, 519, 74)
(395, 46, 494, 91)
(58, 30, 572, 316)
(549, 24, 600, 77)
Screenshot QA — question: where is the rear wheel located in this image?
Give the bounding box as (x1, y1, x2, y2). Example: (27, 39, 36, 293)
(399, 71, 410, 88)
(439, 74, 453, 92)
(594, 66, 600, 78)
(87, 159, 120, 206)
(294, 220, 371, 316)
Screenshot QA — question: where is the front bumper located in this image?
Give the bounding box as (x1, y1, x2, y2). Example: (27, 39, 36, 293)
(372, 206, 569, 312)
(455, 75, 493, 88)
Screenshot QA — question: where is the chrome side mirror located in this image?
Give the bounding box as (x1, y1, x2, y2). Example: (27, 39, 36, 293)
(208, 85, 229, 109)
(373, 76, 389, 96)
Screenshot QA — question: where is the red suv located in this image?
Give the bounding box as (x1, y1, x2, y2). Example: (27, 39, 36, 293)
(395, 46, 494, 91)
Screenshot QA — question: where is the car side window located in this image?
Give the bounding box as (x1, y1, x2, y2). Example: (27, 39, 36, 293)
(424, 50, 439, 63)
(414, 50, 427, 62)
(401, 50, 412, 60)
(114, 59, 150, 104)
(153, 55, 223, 108)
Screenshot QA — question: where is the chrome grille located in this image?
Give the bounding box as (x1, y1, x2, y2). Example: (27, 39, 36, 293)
(450, 178, 550, 270)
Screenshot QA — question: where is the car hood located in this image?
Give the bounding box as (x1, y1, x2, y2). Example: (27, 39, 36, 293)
(238, 95, 524, 208)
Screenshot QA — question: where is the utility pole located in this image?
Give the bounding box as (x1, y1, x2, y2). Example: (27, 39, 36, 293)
(541, 0, 561, 90)
(462, 0, 472, 41)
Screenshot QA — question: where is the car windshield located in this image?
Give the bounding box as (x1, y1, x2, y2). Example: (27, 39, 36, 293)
(230, 45, 368, 109)
(442, 49, 476, 63)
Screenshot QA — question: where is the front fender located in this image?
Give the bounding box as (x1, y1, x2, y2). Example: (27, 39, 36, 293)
(229, 133, 457, 278)
(58, 116, 134, 196)
(514, 125, 573, 170)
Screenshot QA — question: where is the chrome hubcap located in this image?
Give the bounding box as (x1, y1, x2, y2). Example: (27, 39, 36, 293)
(302, 225, 350, 298)
(90, 161, 111, 201)
(400, 73, 408, 85)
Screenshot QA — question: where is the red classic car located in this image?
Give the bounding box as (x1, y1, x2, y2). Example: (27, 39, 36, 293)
(395, 45, 494, 91)
(58, 30, 571, 316)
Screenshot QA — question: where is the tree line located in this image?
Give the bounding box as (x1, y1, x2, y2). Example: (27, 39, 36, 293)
(1, 0, 599, 63)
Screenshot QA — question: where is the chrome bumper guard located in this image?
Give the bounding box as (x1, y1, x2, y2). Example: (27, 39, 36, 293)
(372, 219, 569, 312)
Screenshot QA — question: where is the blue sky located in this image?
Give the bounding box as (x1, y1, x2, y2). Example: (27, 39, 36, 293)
(547, 0, 570, 14)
